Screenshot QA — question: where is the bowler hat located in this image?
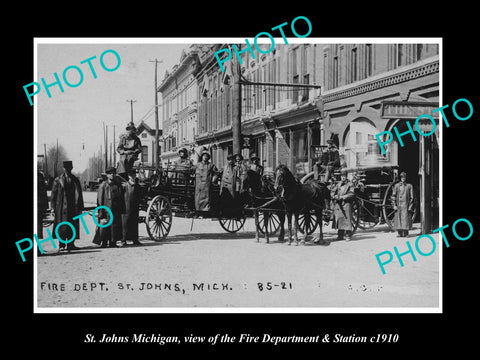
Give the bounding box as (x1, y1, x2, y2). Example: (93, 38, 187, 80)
(250, 153, 260, 161)
(201, 150, 211, 159)
(105, 166, 116, 174)
(400, 171, 407, 178)
(126, 121, 136, 131)
(178, 148, 188, 155)
(227, 154, 234, 161)
(234, 153, 244, 161)
(63, 160, 73, 168)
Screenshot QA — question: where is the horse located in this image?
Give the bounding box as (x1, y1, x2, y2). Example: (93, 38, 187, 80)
(241, 169, 286, 243)
(273, 164, 330, 245)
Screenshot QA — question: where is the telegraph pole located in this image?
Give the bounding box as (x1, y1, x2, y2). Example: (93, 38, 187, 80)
(149, 59, 163, 169)
(43, 144, 48, 175)
(127, 99, 137, 123)
(113, 125, 116, 167)
(231, 45, 242, 155)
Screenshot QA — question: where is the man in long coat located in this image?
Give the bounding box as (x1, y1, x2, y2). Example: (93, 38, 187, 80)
(219, 154, 235, 215)
(194, 150, 218, 212)
(93, 167, 125, 247)
(391, 171, 415, 237)
(331, 169, 355, 241)
(51, 161, 84, 251)
(117, 121, 142, 177)
(121, 169, 141, 246)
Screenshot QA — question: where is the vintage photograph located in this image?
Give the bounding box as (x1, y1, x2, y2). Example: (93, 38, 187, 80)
(34, 39, 441, 311)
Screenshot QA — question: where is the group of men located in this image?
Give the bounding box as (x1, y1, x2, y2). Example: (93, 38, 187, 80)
(172, 147, 263, 214)
(42, 120, 415, 251)
(313, 139, 415, 241)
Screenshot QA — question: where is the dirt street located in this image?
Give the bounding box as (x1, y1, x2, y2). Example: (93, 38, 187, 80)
(36, 191, 440, 310)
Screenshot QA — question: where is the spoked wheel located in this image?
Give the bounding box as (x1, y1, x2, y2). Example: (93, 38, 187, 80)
(256, 211, 282, 236)
(382, 183, 397, 231)
(349, 197, 360, 234)
(382, 183, 418, 231)
(297, 211, 319, 235)
(219, 216, 246, 233)
(354, 197, 379, 230)
(146, 195, 172, 241)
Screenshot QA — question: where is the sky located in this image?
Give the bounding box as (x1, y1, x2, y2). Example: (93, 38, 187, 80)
(36, 41, 190, 174)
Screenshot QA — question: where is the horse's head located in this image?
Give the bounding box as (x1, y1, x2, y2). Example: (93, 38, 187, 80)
(274, 165, 296, 198)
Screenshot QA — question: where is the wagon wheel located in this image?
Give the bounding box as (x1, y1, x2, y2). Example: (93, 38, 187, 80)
(256, 210, 281, 236)
(219, 216, 246, 233)
(297, 211, 319, 235)
(146, 195, 172, 241)
(349, 197, 360, 233)
(354, 197, 379, 230)
(382, 183, 418, 231)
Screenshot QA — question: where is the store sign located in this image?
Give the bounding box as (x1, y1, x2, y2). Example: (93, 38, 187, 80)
(381, 101, 439, 119)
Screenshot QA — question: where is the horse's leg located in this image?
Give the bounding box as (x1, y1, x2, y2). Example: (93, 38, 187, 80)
(287, 212, 293, 245)
(278, 211, 285, 242)
(294, 212, 302, 245)
(254, 210, 260, 243)
(317, 208, 324, 244)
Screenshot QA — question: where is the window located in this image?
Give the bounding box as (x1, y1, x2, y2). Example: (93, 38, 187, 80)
(333, 56, 339, 88)
(351, 47, 358, 82)
(397, 44, 404, 67)
(141, 145, 148, 163)
(141, 133, 147, 138)
(365, 44, 373, 78)
(416, 44, 423, 61)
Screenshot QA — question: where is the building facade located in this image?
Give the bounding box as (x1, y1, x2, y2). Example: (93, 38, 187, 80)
(135, 120, 161, 166)
(158, 47, 200, 166)
(168, 42, 440, 232)
(321, 43, 440, 232)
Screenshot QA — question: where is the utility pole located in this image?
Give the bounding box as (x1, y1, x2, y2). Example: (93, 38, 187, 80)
(149, 59, 163, 169)
(127, 99, 137, 123)
(113, 125, 116, 167)
(54, 138, 59, 177)
(231, 45, 242, 155)
(43, 144, 48, 176)
(103, 122, 108, 169)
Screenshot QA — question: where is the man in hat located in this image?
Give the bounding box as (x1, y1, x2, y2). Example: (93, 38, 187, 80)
(219, 154, 236, 215)
(120, 168, 141, 246)
(194, 149, 218, 211)
(93, 166, 125, 248)
(391, 171, 415, 237)
(51, 160, 84, 251)
(233, 153, 248, 195)
(175, 148, 192, 168)
(174, 147, 193, 184)
(249, 153, 263, 176)
(324, 139, 340, 182)
(117, 121, 142, 178)
(330, 168, 355, 241)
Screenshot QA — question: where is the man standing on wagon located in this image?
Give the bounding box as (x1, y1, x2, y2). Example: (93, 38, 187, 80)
(194, 149, 218, 212)
(117, 121, 142, 179)
(249, 153, 263, 176)
(391, 171, 415, 237)
(219, 154, 235, 215)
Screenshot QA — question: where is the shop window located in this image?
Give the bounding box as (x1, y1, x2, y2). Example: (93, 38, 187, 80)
(344, 119, 388, 167)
